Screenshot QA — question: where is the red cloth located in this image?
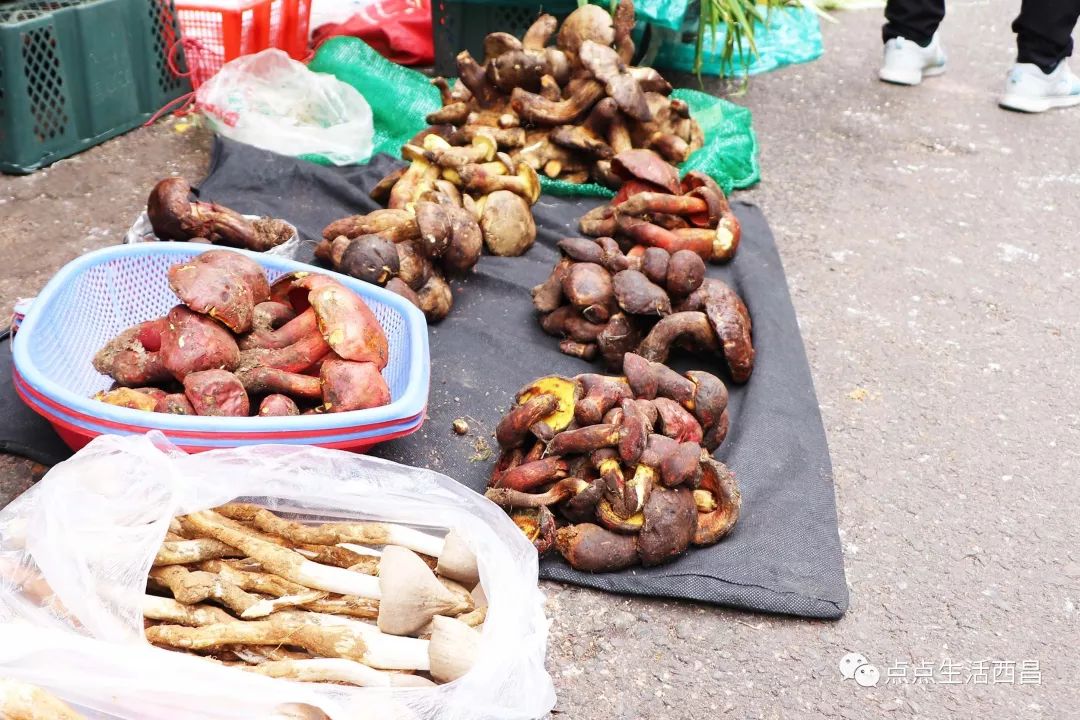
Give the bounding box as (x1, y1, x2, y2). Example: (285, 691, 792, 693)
(311, 0, 434, 66)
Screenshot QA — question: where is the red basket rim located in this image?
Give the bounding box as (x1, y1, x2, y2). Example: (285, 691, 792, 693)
(14, 369, 425, 440)
(16, 379, 425, 453)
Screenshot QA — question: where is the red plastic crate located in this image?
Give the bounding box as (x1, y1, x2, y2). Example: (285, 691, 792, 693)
(175, 0, 311, 88)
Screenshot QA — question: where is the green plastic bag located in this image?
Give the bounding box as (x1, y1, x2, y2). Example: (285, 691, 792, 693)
(308, 36, 759, 196)
(651, 6, 823, 77)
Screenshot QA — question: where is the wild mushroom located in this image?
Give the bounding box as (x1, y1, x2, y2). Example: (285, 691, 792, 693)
(249, 658, 436, 688)
(555, 523, 638, 572)
(610, 149, 681, 194)
(92, 318, 171, 387)
(692, 458, 741, 545)
(183, 510, 382, 597)
(153, 538, 243, 566)
(455, 50, 500, 108)
(219, 503, 446, 557)
(461, 162, 540, 204)
(478, 190, 537, 256)
(556, 4, 615, 65)
(579, 40, 651, 122)
(417, 273, 454, 321)
(484, 478, 594, 509)
(435, 530, 481, 586)
(335, 235, 400, 285)
(549, 97, 618, 160)
(148, 177, 255, 249)
(148, 611, 480, 680)
(167, 255, 258, 334)
(377, 546, 473, 635)
(636, 485, 696, 566)
(510, 80, 606, 126)
(427, 615, 481, 683)
(141, 594, 237, 627)
(295, 276, 389, 370)
(322, 208, 418, 243)
(674, 279, 754, 382)
(185, 511, 472, 634)
(0, 679, 85, 720)
(317, 359, 390, 413)
(509, 506, 557, 553)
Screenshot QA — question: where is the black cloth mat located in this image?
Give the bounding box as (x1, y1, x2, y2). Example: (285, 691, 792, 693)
(3, 137, 848, 618)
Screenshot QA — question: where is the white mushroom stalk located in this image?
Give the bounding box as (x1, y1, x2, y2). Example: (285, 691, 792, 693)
(149, 565, 265, 616)
(154, 538, 243, 566)
(241, 590, 329, 620)
(145, 615, 432, 671)
(183, 511, 381, 598)
(0, 678, 86, 720)
(142, 594, 236, 626)
(218, 503, 446, 558)
(248, 658, 437, 688)
(146, 611, 480, 680)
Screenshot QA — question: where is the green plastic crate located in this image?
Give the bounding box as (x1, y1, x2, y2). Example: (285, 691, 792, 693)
(431, 0, 578, 77)
(0, 0, 190, 174)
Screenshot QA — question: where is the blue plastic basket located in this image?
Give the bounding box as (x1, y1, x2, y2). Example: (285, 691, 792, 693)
(12, 244, 430, 452)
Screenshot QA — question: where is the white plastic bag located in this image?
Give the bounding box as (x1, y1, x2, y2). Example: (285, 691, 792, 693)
(197, 49, 374, 166)
(0, 433, 554, 720)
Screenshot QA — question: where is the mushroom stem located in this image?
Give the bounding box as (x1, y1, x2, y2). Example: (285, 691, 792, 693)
(183, 511, 382, 599)
(154, 538, 243, 566)
(142, 594, 237, 626)
(0, 679, 85, 720)
(218, 504, 445, 558)
(145, 616, 430, 670)
(428, 615, 481, 683)
(248, 658, 437, 688)
(148, 565, 264, 616)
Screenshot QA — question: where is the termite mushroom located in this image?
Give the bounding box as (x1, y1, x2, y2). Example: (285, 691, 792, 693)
(145, 611, 480, 680)
(180, 511, 471, 635)
(0, 678, 86, 720)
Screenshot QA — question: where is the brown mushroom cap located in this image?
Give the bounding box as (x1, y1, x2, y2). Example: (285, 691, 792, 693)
(637, 486, 697, 567)
(148, 177, 194, 241)
(480, 190, 536, 257)
(557, 5, 615, 62)
(611, 149, 681, 194)
(555, 523, 638, 572)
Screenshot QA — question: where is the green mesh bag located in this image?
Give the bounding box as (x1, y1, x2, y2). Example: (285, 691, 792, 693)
(308, 37, 442, 159)
(307, 36, 759, 196)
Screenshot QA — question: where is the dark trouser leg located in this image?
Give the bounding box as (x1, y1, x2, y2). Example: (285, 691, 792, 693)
(883, 0, 946, 47)
(1013, 0, 1080, 73)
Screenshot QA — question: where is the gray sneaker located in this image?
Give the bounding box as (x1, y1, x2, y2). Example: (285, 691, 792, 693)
(879, 34, 947, 86)
(999, 61, 1080, 113)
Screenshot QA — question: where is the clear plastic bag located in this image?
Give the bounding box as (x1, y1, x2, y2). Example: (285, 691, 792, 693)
(196, 49, 374, 166)
(0, 433, 554, 720)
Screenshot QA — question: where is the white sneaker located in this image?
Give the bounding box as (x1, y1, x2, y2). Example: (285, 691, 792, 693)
(879, 34, 947, 86)
(999, 61, 1080, 113)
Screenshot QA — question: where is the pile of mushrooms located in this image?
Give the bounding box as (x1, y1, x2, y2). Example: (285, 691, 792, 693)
(148, 177, 294, 252)
(318, 130, 538, 322)
(92, 250, 392, 416)
(144, 505, 484, 687)
(532, 229, 754, 382)
(579, 149, 742, 263)
(422, 0, 702, 187)
(485, 357, 740, 572)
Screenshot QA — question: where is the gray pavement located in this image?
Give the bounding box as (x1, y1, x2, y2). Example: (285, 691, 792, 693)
(1, 2, 1077, 717)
